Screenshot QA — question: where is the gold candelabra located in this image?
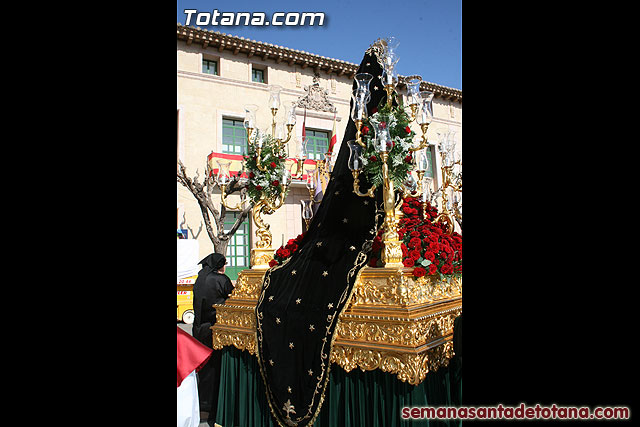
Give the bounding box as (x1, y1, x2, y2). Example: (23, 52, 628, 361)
(432, 129, 462, 234)
(233, 85, 302, 268)
(346, 37, 461, 267)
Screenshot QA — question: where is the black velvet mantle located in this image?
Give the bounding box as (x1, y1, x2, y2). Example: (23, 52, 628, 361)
(255, 43, 391, 427)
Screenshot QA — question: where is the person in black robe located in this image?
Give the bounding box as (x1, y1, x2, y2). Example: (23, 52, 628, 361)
(255, 41, 391, 427)
(192, 252, 234, 427)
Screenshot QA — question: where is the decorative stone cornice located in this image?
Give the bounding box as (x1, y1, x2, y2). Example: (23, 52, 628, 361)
(177, 23, 462, 102)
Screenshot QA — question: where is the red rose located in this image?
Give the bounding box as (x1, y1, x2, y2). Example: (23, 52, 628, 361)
(362, 126, 369, 135)
(403, 257, 415, 268)
(409, 237, 422, 249)
(440, 263, 453, 274)
(413, 267, 426, 277)
(272, 180, 280, 187)
(270, 161, 276, 169)
(404, 155, 412, 163)
(268, 259, 278, 267)
(409, 250, 421, 261)
(255, 185, 262, 190)
(428, 264, 438, 275)
(249, 172, 255, 179)
(369, 155, 377, 162)
(423, 251, 435, 262)
(402, 206, 413, 215)
(379, 121, 387, 129)
(429, 242, 439, 252)
(405, 125, 411, 134)
(276, 248, 290, 259)
(410, 230, 420, 238)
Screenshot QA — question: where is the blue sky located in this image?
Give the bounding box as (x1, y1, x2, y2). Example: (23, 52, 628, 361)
(177, 0, 461, 90)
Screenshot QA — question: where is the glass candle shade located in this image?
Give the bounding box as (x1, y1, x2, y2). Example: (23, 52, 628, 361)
(282, 169, 292, 187)
(370, 117, 393, 153)
(297, 136, 308, 160)
(305, 168, 316, 191)
(355, 73, 373, 96)
(347, 140, 364, 171)
(268, 85, 282, 109)
(421, 177, 433, 203)
(383, 36, 400, 58)
(414, 148, 429, 172)
(405, 77, 422, 106)
(285, 102, 297, 125)
(416, 91, 434, 125)
(243, 104, 258, 130)
(301, 199, 314, 222)
(445, 130, 457, 154)
(404, 172, 417, 193)
(216, 160, 232, 186)
(350, 93, 367, 122)
(382, 67, 398, 87)
(324, 151, 335, 173)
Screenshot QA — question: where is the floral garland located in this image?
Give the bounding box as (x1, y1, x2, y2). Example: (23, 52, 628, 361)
(269, 232, 306, 267)
(369, 197, 462, 279)
(359, 101, 415, 190)
(243, 133, 289, 204)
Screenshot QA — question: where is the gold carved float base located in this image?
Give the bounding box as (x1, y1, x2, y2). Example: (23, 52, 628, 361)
(211, 266, 461, 385)
(250, 248, 274, 269)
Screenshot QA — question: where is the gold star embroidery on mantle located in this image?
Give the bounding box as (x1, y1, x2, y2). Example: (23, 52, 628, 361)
(276, 317, 281, 324)
(308, 369, 313, 376)
(283, 399, 296, 423)
(327, 303, 334, 309)
(268, 295, 274, 301)
(309, 324, 315, 331)
(342, 218, 348, 223)
(291, 270, 297, 275)
(287, 386, 292, 393)
(316, 241, 323, 247)
(295, 298, 301, 304)
(322, 271, 328, 277)
(349, 246, 356, 251)
(289, 342, 295, 349)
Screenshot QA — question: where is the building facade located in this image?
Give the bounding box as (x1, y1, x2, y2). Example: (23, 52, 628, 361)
(176, 24, 462, 279)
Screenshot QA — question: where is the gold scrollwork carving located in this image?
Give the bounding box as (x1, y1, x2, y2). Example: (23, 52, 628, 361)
(330, 341, 454, 385)
(212, 329, 257, 354)
(335, 310, 460, 348)
(350, 270, 462, 307)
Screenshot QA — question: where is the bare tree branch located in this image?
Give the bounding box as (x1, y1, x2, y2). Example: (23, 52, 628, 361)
(177, 159, 255, 255)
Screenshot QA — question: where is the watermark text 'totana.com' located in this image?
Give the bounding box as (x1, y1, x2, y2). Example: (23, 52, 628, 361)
(183, 9, 325, 27)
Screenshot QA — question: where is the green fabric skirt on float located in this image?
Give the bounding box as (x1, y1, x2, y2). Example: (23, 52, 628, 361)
(215, 345, 462, 427)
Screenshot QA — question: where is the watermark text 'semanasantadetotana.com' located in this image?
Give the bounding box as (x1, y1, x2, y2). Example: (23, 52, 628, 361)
(183, 9, 325, 27)
(401, 403, 630, 421)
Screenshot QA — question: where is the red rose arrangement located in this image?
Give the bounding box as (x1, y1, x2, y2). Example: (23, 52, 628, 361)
(269, 232, 306, 267)
(369, 197, 462, 279)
